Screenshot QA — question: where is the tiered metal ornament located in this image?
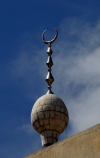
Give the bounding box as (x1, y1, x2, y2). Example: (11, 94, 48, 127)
(42, 28, 58, 94)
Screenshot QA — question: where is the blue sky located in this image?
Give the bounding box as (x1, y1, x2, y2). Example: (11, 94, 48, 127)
(1, 0, 100, 157)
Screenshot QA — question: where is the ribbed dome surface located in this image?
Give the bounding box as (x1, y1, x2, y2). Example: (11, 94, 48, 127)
(31, 94, 69, 134)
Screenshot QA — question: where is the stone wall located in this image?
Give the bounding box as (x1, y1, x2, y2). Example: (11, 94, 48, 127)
(24, 123, 100, 158)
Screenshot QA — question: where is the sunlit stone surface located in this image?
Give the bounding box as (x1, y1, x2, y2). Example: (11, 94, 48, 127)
(31, 94, 69, 147)
(24, 124, 100, 158)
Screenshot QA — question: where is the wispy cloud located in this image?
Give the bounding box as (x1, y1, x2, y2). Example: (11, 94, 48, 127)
(53, 18, 100, 136)
(17, 123, 35, 134)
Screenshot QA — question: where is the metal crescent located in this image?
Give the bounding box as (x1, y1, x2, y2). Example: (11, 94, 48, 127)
(42, 27, 58, 45)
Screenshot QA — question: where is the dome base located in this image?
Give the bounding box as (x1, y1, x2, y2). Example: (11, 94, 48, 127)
(40, 130, 59, 147)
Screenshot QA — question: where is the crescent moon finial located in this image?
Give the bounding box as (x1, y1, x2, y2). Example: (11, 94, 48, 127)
(42, 27, 58, 45)
(42, 28, 58, 94)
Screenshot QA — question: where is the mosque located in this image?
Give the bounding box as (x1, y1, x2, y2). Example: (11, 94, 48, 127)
(24, 28, 100, 158)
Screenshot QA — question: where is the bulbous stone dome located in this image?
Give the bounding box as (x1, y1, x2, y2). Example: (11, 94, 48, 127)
(31, 94, 69, 147)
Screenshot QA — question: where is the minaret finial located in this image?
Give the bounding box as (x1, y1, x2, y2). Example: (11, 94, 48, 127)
(42, 28, 58, 94)
(31, 28, 69, 148)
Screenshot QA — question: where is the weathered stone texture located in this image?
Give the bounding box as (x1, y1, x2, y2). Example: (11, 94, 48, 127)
(31, 94, 69, 135)
(31, 94, 69, 146)
(24, 123, 100, 158)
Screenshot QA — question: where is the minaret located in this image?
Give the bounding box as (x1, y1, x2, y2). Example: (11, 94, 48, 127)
(31, 28, 69, 148)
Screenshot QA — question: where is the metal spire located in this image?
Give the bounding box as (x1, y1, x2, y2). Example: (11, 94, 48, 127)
(42, 27, 58, 94)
